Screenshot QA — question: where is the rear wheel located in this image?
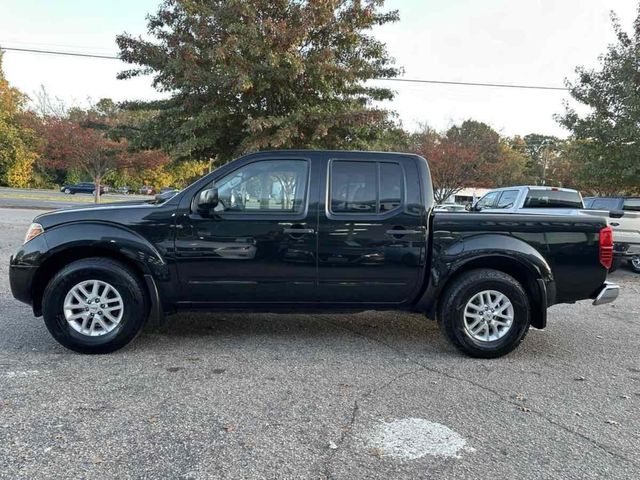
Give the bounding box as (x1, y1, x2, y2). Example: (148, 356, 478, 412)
(438, 269, 531, 358)
(630, 256, 640, 274)
(42, 258, 148, 354)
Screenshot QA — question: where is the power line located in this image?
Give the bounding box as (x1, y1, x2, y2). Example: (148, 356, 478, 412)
(374, 77, 567, 91)
(1, 46, 119, 60)
(1, 45, 569, 91)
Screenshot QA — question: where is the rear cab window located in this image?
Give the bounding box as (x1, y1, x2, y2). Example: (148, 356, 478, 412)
(523, 189, 583, 209)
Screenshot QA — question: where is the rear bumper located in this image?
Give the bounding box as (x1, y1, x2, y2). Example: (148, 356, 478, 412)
(592, 282, 620, 306)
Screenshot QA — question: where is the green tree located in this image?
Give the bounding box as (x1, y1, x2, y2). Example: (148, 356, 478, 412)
(557, 7, 640, 194)
(116, 0, 401, 162)
(0, 50, 38, 187)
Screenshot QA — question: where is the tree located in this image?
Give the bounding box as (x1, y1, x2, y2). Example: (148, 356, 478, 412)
(40, 118, 170, 202)
(0, 50, 38, 187)
(557, 7, 640, 194)
(521, 134, 562, 185)
(410, 121, 526, 203)
(116, 0, 401, 162)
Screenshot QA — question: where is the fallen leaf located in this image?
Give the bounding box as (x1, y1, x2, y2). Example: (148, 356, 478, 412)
(166, 366, 183, 373)
(328, 441, 338, 450)
(148, 415, 158, 423)
(223, 424, 236, 433)
(514, 393, 526, 401)
(575, 376, 586, 381)
(605, 419, 620, 426)
(91, 457, 103, 465)
(574, 412, 582, 417)
(518, 406, 531, 413)
(368, 447, 384, 458)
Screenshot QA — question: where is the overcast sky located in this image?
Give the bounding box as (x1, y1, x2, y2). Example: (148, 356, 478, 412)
(1, 0, 637, 138)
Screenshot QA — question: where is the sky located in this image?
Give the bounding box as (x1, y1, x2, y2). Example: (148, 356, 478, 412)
(1, 0, 638, 138)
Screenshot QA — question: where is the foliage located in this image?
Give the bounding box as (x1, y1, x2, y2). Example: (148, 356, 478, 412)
(0, 51, 39, 187)
(557, 7, 640, 194)
(116, 0, 401, 162)
(410, 121, 527, 203)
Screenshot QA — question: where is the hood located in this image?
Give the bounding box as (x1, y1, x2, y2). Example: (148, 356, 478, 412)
(33, 200, 163, 229)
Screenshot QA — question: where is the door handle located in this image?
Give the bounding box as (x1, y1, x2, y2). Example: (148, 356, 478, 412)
(283, 228, 315, 235)
(386, 229, 423, 236)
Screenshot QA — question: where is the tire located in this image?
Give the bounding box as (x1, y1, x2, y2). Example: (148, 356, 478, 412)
(630, 256, 640, 274)
(438, 269, 531, 358)
(42, 258, 148, 354)
(64, 188, 71, 194)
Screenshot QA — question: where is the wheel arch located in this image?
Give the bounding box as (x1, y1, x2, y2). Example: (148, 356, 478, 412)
(417, 234, 555, 329)
(31, 222, 170, 321)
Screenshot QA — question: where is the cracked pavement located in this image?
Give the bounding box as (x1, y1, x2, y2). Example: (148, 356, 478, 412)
(1, 208, 639, 479)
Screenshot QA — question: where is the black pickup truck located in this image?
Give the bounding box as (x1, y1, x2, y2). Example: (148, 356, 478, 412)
(10, 150, 618, 357)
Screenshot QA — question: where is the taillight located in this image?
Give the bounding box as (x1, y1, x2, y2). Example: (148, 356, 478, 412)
(599, 226, 613, 269)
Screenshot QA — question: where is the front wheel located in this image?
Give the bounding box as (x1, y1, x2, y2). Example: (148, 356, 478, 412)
(63, 188, 71, 194)
(438, 269, 531, 358)
(630, 256, 640, 274)
(42, 258, 148, 354)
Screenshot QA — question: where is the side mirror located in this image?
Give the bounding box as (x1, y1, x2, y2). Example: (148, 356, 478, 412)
(196, 188, 219, 216)
(471, 204, 482, 212)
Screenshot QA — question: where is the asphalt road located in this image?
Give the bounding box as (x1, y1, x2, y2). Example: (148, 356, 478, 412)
(1, 208, 639, 479)
(0, 186, 149, 209)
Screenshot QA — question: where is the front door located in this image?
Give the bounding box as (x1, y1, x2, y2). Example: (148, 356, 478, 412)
(316, 155, 427, 305)
(174, 157, 318, 305)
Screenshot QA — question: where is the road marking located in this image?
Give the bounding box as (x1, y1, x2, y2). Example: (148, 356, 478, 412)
(366, 418, 475, 460)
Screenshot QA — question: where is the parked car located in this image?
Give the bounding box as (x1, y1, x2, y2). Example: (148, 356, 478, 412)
(139, 185, 155, 195)
(114, 186, 133, 194)
(11, 150, 617, 357)
(471, 186, 584, 214)
(60, 182, 106, 195)
(583, 197, 640, 273)
(434, 203, 466, 212)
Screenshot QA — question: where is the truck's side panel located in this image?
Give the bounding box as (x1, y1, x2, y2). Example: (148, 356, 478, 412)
(417, 213, 607, 316)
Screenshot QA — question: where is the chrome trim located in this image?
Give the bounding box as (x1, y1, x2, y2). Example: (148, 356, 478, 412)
(592, 282, 620, 306)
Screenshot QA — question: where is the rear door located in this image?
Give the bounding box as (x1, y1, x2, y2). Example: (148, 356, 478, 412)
(316, 155, 426, 305)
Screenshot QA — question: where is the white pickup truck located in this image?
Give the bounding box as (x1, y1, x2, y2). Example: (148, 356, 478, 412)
(473, 186, 640, 273)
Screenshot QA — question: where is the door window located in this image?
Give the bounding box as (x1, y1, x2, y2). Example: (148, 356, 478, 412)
(496, 190, 518, 209)
(330, 161, 403, 214)
(590, 198, 620, 210)
(623, 199, 640, 211)
(213, 160, 308, 214)
(475, 191, 500, 209)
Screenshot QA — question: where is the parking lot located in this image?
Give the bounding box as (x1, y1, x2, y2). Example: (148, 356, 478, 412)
(0, 207, 639, 479)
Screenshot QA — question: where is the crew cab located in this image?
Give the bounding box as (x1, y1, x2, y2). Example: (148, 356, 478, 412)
(10, 151, 618, 357)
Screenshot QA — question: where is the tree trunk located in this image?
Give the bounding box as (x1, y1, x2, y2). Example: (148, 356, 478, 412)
(94, 176, 101, 203)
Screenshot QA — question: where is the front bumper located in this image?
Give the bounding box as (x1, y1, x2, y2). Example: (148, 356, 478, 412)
(9, 259, 37, 307)
(592, 282, 620, 306)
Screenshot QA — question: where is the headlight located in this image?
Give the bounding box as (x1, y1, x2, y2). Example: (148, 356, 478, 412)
(24, 223, 44, 244)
